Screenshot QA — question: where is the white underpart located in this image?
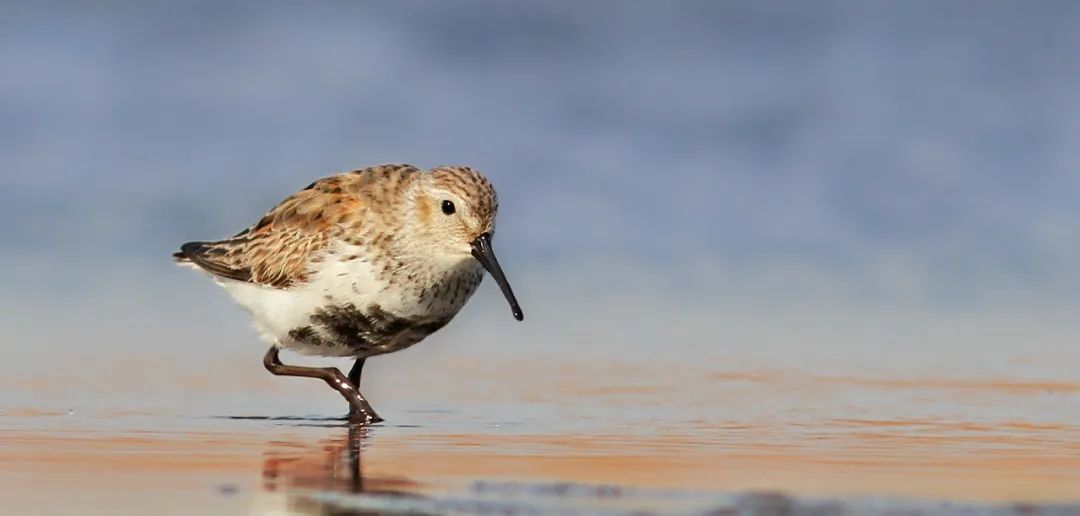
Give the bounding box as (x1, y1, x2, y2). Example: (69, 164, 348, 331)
(183, 240, 479, 353)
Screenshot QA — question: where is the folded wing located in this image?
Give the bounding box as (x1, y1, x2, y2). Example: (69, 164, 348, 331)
(174, 174, 358, 287)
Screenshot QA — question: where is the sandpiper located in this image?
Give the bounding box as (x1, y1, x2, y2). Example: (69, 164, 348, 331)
(173, 163, 524, 423)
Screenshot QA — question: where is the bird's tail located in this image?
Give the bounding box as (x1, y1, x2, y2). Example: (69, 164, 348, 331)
(172, 240, 253, 283)
(172, 241, 204, 263)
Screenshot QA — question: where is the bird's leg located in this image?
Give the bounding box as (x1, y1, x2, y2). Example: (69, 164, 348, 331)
(347, 358, 368, 418)
(262, 347, 383, 424)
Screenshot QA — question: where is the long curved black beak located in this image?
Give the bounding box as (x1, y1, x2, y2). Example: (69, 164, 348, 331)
(471, 233, 524, 321)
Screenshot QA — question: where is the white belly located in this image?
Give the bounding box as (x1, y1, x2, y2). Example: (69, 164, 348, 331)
(212, 251, 480, 353)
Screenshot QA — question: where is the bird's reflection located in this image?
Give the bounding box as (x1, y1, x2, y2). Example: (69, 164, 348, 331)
(260, 422, 424, 515)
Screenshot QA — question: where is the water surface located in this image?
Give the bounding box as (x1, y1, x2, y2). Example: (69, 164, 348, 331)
(3, 361, 1078, 514)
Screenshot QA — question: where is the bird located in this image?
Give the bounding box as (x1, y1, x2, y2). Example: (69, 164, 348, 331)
(173, 163, 524, 423)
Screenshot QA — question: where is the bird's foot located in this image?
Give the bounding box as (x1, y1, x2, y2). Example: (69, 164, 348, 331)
(348, 407, 383, 425)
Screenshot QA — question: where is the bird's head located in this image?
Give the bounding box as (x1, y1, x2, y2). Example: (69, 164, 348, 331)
(410, 166, 523, 321)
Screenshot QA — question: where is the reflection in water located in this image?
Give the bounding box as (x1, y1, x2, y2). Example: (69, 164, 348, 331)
(260, 423, 425, 515)
(250, 421, 1080, 515)
(3, 365, 1080, 514)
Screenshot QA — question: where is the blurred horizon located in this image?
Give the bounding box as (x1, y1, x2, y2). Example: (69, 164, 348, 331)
(3, 1, 1080, 405)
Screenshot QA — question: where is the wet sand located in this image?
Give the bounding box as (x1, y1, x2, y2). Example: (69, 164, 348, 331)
(3, 361, 1079, 514)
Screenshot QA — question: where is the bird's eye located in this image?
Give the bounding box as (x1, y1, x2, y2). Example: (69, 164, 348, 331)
(441, 200, 456, 215)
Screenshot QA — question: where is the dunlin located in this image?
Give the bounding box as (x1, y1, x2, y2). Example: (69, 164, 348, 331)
(174, 164, 524, 423)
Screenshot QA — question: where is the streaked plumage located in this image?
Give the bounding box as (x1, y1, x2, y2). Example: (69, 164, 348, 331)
(173, 163, 523, 421)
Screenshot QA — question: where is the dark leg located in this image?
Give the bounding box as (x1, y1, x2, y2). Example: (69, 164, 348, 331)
(347, 358, 366, 418)
(262, 347, 383, 424)
(348, 358, 365, 390)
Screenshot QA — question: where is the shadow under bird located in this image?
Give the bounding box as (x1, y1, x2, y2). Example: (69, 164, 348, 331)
(173, 164, 524, 423)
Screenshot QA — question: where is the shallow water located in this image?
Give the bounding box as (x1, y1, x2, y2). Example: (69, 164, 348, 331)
(3, 362, 1079, 515)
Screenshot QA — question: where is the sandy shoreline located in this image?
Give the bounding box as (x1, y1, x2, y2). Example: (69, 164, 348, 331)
(3, 403, 1078, 514)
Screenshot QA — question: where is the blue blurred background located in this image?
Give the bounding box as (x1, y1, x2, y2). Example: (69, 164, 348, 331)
(3, 1, 1079, 409)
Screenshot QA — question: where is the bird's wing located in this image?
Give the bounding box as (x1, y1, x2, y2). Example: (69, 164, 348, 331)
(174, 164, 418, 288)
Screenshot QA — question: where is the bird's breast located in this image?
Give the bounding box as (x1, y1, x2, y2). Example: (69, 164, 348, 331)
(310, 248, 484, 322)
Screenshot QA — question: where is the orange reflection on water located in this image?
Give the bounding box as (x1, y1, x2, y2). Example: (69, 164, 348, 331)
(368, 423, 1080, 501)
(2, 361, 1079, 513)
(4, 418, 1077, 511)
